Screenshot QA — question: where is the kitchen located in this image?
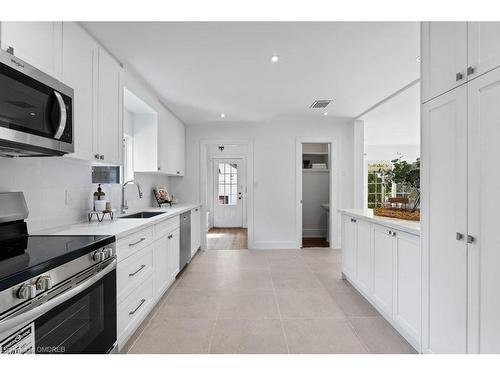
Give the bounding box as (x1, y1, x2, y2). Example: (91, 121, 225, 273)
(0, 3, 500, 373)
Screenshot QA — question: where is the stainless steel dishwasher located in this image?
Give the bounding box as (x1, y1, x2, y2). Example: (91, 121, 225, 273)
(179, 210, 191, 271)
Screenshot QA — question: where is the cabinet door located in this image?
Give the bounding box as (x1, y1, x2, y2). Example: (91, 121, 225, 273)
(467, 22, 500, 80)
(168, 228, 180, 278)
(355, 219, 372, 295)
(421, 22, 467, 103)
(191, 207, 201, 257)
(62, 22, 97, 161)
(372, 225, 394, 317)
(154, 235, 169, 299)
(97, 47, 122, 165)
(468, 67, 500, 353)
(421, 85, 467, 353)
(393, 231, 421, 345)
(341, 215, 357, 279)
(167, 117, 185, 176)
(0, 22, 62, 79)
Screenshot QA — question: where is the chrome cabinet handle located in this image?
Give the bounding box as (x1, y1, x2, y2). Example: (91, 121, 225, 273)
(456, 72, 464, 81)
(456, 232, 464, 241)
(94, 153, 100, 159)
(100, 155, 104, 160)
(168, 234, 173, 239)
(53, 91, 67, 139)
(350, 218, 357, 223)
(129, 298, 146, 316)
(467, 66, 475, 75)
(129, 264, 146, 277)
(467, 235, 475, 244)
(128, 237, 146, 247)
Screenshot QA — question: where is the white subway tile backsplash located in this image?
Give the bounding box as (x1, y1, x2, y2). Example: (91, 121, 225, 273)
(0, 157, 170, 232)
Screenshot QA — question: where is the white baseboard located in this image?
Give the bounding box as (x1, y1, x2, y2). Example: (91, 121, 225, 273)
(251, 241, 298, 250)
(302, 228, 327, 238)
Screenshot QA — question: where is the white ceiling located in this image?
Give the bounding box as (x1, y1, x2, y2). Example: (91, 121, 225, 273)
(83, 22, 420, 125)
(362, 82, 420, 145)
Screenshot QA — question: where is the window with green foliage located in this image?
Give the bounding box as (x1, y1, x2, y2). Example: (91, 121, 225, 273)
(367, 163, 392, 208)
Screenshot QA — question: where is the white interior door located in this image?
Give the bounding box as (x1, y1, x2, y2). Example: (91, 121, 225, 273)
(213, 159, 243, 228)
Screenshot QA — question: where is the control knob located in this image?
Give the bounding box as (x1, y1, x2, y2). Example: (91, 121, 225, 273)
(92, 250, 105, 262)
(102, 247, 114, 259)
(17, 284, 37, 300)
(36, 275, 52, 292)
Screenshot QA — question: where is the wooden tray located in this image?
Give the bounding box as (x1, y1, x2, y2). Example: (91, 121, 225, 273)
(373, 207, 420, 221)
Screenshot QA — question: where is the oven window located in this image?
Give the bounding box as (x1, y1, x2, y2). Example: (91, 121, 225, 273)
(34, 269, 116, 354)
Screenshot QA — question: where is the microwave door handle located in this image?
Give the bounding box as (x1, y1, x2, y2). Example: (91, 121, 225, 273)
(53, 91, 67, 140)
(0, 259, 115, 334)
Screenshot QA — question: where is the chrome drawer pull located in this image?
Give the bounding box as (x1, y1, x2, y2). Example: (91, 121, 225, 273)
(129, 299, 146, 316)
(128, 237, 146, 247)
(129, 264, 146, 277)
(350, 218, 357, 223)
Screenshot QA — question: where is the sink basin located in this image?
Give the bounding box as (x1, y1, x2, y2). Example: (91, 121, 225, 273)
(120, 211, 164, 219)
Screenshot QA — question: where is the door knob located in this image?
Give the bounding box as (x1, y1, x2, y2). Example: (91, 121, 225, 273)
(456, 72, 464, 81)
(467, 66, 475, 75)
(456, 232, 464, 241)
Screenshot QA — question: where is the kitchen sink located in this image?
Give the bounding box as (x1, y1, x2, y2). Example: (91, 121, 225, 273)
(120, 211, 164, 219)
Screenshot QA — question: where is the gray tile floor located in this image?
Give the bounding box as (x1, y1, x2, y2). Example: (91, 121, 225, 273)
(126, 248, 416, 354)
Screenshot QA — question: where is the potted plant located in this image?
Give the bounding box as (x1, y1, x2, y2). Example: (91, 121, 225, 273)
(374, 157, 420, 221)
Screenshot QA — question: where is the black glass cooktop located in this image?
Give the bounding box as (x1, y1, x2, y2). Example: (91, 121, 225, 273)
(0, 234, 115, 291)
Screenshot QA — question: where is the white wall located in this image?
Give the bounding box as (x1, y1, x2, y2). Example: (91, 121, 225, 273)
(0, 156, 170, 232)
(302, 171, 329, 238)
(365, 144, 420, 163)
(169, 115, 354, 249)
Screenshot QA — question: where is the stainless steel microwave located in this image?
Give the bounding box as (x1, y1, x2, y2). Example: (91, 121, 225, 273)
(0, 49, 74, 157)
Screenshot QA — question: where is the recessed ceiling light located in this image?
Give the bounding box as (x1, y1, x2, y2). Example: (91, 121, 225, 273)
(220, 113, 226, 118)
(323, 112, 328, 116)
(416, 56, 421, 63)
(271, 55, 279, 63)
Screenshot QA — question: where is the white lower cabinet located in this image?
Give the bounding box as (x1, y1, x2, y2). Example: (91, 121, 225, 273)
(372, 225, 394, 317)
(116, 214, 183, 351)
(341, 215, 357, 279)
(393, 231, 421, 346)
(355, 220, 372, 295)
(340, 213, 421, 351)
(117, 275, 154, 349)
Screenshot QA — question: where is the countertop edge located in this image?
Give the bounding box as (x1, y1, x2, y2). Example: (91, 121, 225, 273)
(35, 203, 202, 240)
(338, 208, 420, 236)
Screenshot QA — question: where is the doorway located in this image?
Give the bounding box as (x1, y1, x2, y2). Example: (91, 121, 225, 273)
(295, 137, 339, 249)
(213, 158, 244, 227)
(200, 142, 252, 251)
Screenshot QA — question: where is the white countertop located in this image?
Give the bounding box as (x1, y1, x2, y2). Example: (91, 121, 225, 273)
(35, 203, 201, 240)
(338, 208, 420, 236)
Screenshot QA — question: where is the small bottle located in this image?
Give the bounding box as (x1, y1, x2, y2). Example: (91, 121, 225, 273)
(93, 184, 106, 211)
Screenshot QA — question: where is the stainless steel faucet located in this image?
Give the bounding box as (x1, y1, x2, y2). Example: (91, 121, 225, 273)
(121, 180, 143, 214)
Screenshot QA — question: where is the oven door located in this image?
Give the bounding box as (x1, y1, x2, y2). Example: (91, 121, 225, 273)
(0, 52, 73, 155)
(0, 260, 116, 354)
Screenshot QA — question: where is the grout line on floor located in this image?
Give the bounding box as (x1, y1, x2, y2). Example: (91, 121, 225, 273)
(267, 255, 291, 354)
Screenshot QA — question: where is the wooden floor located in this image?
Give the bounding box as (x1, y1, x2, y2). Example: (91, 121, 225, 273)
(302, 237, 330, 248)
(207, 227, 248, 250)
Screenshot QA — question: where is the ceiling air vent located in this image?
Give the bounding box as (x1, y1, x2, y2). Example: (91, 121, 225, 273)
(310, 100, 332, 109)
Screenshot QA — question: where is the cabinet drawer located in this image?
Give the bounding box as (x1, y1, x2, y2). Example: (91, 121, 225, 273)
(155, 216, 180, 239)
(117, 243, 154, 303)
(116, 226, 154, 262)
(117, 275, 154, 348)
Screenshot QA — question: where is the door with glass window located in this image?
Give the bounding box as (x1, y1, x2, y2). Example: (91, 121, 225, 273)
(213, 159, 243, 227)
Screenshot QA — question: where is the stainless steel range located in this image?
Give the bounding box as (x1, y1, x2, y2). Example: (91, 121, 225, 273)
(0, 192, 116, 354)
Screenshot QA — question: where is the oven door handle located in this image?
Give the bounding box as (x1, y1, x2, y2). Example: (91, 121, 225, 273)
(0, 259, 116, 334)
(53, 91, 67, 140)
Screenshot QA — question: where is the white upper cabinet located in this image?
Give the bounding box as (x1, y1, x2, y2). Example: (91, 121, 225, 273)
(97, 47, 123, 165)
(421, 22, 467, 103)
(62, 22, 97, 161)
(421, 85, 468, 354)
(467, 22, 500, 80)
(0, 22, 63, 79)
(158, 105, 185, 176)
(467, 67, 500, 354)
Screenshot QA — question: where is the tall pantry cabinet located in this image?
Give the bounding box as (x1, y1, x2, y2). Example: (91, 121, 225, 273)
(421, 21, 500, 354)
